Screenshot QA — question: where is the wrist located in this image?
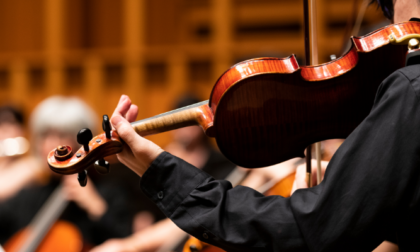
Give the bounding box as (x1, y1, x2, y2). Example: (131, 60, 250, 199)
(144, 145, 164, 168)
(135, 144, 164, 177)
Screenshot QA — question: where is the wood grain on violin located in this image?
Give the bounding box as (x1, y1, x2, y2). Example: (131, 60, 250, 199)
(4, 221, 82, 252)
(210, 21, 417, 168)
(3, 184, 83, 252)
(48, 102, 213, 174)
(48, 21, 420, 174)
(131, 101, 214, 137)
(48, 131, 123, 174)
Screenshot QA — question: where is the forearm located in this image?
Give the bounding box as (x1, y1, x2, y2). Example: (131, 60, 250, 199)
(86, 195, 107, 220)
(140, 152, 307, 252)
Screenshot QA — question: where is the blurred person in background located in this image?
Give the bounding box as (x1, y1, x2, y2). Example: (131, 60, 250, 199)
(0, 106, 26, 161)
(0, 96, 132, 249)
(0, 106, 32, 201)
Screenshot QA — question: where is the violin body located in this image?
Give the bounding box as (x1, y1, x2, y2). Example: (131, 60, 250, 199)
(210, 22, 416, 167)
(4, 221, 82, 252)
(48, 21, 420, 174)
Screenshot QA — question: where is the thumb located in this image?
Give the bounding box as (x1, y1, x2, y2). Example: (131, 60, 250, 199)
(110, 114, 164, 175)
(111, 115, 142, 150)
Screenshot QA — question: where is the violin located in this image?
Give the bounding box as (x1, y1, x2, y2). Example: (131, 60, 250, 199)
(48, 21, 420, 175)
(4, 221, 82, 252)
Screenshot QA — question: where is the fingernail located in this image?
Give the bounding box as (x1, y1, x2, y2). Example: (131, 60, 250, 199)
(120, 95, 127, 102)
(111, 115, 123, 126)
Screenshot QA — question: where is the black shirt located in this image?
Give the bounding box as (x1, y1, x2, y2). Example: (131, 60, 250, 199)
(140, 64, 420, 252)
(0, 178, 132, 246)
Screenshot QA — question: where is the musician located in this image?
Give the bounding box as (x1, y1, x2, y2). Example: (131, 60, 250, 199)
(0, 96, 132, 246)
(0, 106, 34, 200)
(107, 1, 420, 251)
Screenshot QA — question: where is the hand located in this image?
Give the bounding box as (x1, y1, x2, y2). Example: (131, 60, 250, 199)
(110, 95, 164, 177)
(90, 239, 137, 252)
(62, 174, 107, 220)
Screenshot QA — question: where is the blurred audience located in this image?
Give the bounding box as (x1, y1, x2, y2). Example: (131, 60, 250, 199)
(0, 96, 133, 249)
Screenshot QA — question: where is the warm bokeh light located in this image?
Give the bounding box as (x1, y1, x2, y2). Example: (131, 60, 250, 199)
(0, 137, 29, 157)
(0, 0, 386, 147)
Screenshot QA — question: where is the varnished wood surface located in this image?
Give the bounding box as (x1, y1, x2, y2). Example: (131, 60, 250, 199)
(210, 22, 420, 112)
(48, 21, 420, 174)
(304, 21, 420, 80)
(208, 22, 415, 168)
(4, 221, 82, 252)
(352, 21, 420, 52)
(183, 237, 225, 252)
(48, 131, 123, 175)
(131, 101, 215, 137)
(266, 173, 295, 197)
(47, 102, 214, 174)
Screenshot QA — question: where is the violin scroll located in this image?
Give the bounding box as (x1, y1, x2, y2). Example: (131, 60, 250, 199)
(54, 146, 73, 161)
(94, 159, 110, 174)
(48, 22, 420, 174)
(77, 128, 93, 152)
(78, 170, 88, 187)
(102, 115, 112, 139)
(47, 115, 123, 175)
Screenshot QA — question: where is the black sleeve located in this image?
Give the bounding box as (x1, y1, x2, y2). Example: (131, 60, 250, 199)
(141, 70, 420, 252)
(141, 152, 307, 252)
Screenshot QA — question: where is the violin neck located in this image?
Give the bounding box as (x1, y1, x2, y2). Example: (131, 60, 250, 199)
(130, 100, 215, 137)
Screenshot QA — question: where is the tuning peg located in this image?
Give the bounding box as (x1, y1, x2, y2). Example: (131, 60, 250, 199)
(94, 158, 110, 174)
(78, 170, 88, 187)
(77, 128, 93, 152)
(102, 115, 111, 139)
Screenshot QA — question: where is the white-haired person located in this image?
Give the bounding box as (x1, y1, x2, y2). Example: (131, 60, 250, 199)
(0, 96, 132, 248)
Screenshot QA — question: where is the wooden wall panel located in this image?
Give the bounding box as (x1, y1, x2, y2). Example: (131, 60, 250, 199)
(0, 0, 387, 148)
(0, 0, 44, 52)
